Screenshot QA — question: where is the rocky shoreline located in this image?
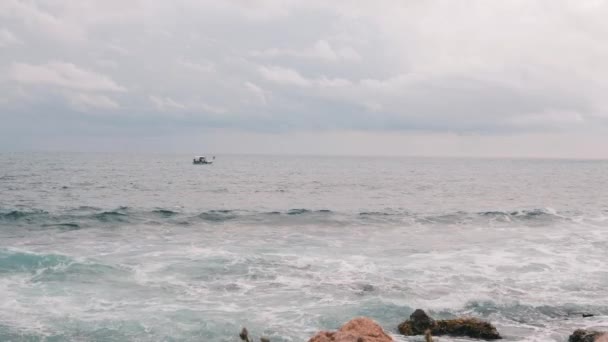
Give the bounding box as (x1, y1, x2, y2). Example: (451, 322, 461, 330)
(240, 309, 606, 342)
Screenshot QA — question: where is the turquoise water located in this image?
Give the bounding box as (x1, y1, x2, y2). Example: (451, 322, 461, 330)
(1, 153, 608, 341)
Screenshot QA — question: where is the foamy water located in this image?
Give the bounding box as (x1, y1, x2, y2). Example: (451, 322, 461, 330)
(1, 153, 608, 341)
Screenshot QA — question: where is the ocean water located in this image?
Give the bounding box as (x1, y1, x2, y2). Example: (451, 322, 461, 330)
(1, 153, 608, 342)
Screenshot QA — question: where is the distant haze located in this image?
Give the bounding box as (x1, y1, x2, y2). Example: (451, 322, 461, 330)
(1, 1, 607, 158)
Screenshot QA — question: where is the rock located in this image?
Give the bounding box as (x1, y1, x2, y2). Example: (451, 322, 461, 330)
(362, 284, 375, 292)
(239, 327, 270, 342)
(240, 327, 251, 342)
(308, 317, 393, 342)
(569, 329, 608, 342)
(399, 309, 435, 335)
(432, 317, 501, 340)
(398, 309, 501, 340)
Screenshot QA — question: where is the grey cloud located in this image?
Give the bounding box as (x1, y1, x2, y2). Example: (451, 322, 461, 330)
(1, 0, 607, 155)
(0, 28, 21, 47)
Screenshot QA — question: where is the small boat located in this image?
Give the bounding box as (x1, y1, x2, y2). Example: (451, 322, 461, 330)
(193, 156, 215, 165)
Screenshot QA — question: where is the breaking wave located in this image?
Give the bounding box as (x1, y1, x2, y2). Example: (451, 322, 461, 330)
(0, 249, 129, 282)
(0, 249, 71, 274)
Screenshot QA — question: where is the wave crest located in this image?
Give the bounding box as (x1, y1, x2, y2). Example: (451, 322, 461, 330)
(0, 206, 593, 229)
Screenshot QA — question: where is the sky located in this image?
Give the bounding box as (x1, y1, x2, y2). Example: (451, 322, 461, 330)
(1, 0, 608, 158)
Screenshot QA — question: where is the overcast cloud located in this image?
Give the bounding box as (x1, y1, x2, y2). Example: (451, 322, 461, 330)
(1, 0, 608, 157)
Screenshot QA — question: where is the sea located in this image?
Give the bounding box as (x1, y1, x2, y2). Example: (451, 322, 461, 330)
(1, 153, 607, 341)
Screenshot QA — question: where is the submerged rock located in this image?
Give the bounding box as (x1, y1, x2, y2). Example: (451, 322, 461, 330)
(308, 317, 393, 342)
(569, 329, 608, 342)
(398, 309, 501, 340)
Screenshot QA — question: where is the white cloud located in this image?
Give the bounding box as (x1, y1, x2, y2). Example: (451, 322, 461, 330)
(258, 65, 352, 88)
(251, 39, 361, 62)
(105, 43, 130, 56)
(245, 82, 268, 105)
(258, 66, 312, 86)
(0, 28, 21, 47)
(317, 76, 351, 87)
(149, 95, 226, 114)
(149, 95, 186, 111)
(311, 40, 361, 62)
(66, 92, 119, 110)
(10, 62, 126, 92)
(507, 110, 585, 127)
(198, 102, 227, 114)
(0, 0, 85, 41)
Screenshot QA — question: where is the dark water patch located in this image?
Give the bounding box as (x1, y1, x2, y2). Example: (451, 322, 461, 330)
(0, 209, 48, 221)
(0, 206, 575, 229)
(415, 208, 564, 225)
(198, 210, 239, 222)
(360, 211, 393, 216)
(477, 208, 563, 224)
(286, 209, 333, 215)
(42, 222, 81, 230)
(151, 209, 179, 217)
(478, 209, 557, 219)
(420, 211, 471, 224)
(479, 211, 507, 216)
(286, 208, 311, 215)
(465, 301, 608, 322)
(93, 210, 129, 223)
(67, 205, 102, 213)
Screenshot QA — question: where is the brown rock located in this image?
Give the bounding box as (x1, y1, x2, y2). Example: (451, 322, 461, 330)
(398, 309, 501, 340)
(308, 317, 393, 342)
(569, 329, 608, 342)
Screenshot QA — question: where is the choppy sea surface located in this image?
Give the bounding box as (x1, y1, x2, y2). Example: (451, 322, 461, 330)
(1, 153, 608, 341)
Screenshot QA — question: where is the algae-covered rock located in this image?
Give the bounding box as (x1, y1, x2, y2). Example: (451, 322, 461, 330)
(398, 309, 501, 340)
(433, 317, 501, 340)
(569, 329, 608, 342)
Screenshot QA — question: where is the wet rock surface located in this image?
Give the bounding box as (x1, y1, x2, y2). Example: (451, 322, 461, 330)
(308, 317, 393, 342)
(398, 309, 501, 340)
(569, 329, 608, 342)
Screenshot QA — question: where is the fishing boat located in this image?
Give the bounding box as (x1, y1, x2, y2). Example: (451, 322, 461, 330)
(193, 156, 214, 165)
